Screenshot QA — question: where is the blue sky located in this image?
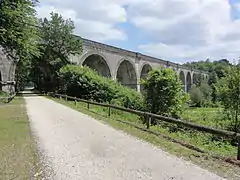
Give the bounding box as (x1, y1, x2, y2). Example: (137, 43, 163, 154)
(36, 0, 240, 64)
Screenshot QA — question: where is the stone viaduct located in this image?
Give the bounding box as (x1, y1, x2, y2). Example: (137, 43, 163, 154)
(0, 38, 208, 93)
(70, 38, 209, 92)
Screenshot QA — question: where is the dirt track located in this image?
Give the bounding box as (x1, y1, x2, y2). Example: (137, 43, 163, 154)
(25, 96, 226, 180)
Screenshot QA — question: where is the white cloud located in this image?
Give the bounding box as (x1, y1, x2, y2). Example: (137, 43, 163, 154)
(128, 0, 240, 62)
(35, 0, 128, 41)
(35, 0, 240, 63)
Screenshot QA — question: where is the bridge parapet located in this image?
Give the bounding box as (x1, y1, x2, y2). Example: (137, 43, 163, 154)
(82, 38, 136, 58)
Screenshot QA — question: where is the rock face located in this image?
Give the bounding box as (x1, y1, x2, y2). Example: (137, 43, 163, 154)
(0, 48, 16, 93)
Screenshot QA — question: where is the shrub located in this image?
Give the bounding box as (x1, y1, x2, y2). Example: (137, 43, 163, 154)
(189, 85, 204, 107)
(58, 65, 143, 110)
(141, 68, 188, 119)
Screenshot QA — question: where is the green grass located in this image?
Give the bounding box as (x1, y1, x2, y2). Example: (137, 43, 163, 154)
(177, 107, 236, 157)
(49, 97, 240, 180)
(181, 107, 231, 128)
(0, 97, 42, 179)
(151, 125, 237, 157)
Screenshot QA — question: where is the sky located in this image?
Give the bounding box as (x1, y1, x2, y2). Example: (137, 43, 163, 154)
(36, 0, 240, 64)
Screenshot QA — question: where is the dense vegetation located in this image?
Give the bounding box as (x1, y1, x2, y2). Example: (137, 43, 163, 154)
(184, 59, 240, 133)
(184, 59, 232, 106)
(142, 68, 188, 118)
(216, 65, 240, 132)
(30, 13, 82, 92)
(0, 0, 40, 59)
(59, 65, 144, 110)
(184, 59, 232, 79)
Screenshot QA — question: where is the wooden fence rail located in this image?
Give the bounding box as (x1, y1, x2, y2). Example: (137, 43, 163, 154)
(47, 92, 240, 160)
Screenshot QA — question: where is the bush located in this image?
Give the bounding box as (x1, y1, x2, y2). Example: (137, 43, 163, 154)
(58, 65, 143, 110)
(141, 68, 188, 118)
(189, 85, 204, 107)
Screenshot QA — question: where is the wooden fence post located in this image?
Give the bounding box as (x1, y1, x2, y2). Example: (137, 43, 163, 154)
(74, 97, 77, 106)
(108, 106, 111, 116)
(145, 113, 150, 129)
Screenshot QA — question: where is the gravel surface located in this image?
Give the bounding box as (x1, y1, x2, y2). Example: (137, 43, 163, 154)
(25, 96, 226, 180)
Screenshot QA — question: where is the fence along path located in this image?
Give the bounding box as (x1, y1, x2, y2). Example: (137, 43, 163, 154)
(47, 92, 240, 161)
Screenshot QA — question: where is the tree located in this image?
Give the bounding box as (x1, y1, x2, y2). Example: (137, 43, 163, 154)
(31, 12, 82, 91)
(199, 80, 212, 104)
(0, 0, 40, 59)
(15, 58, 32, 91)
(141, 68, 188, 121)
(184, 59, 231, 80)
(216, 64, 240, 132)
(189, 85, 204, 107)
(184, 59, 232, 106)
(189, 78, 213, 107)
(39, 12, 82, 63)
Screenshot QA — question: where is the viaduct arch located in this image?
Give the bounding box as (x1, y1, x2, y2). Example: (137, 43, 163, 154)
(82, 54, 111, 78)
(140, 64, 152, 91)
(72, 38, 209, 93)
(116, 59, 137, 90)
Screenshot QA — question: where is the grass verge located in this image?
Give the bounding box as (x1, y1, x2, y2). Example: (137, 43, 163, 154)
(0, 97, 42, 179)
(49, 96, 240, 180)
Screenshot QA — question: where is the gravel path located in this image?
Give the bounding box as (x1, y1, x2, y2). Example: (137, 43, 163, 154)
(25, 96, 226, 180)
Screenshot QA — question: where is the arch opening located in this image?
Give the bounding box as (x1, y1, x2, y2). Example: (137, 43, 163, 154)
(140, 64, 152, 91)
(179, 71, 185, 91)
(186, 72, 192, 92)
(116, 60, 137, 90)
(82, 54, 111, 78)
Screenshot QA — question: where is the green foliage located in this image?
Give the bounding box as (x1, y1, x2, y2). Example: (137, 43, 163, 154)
(0, 0, 40, 59)
(189, 85, 204, 107)
(216, 65, 240, 132)
(189, 80, 213, 107)
(184, 59, 232, 106)
(199, 80, 212, 98)
(141, 68, 188, 118)
(0, 0, 40, 90)
(59, 65, 144, 110)
(184, 59, 231, 80)
(31, 12, 82, 91)
(38, 12, 82, 62)
(15, 59, 32, 92)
